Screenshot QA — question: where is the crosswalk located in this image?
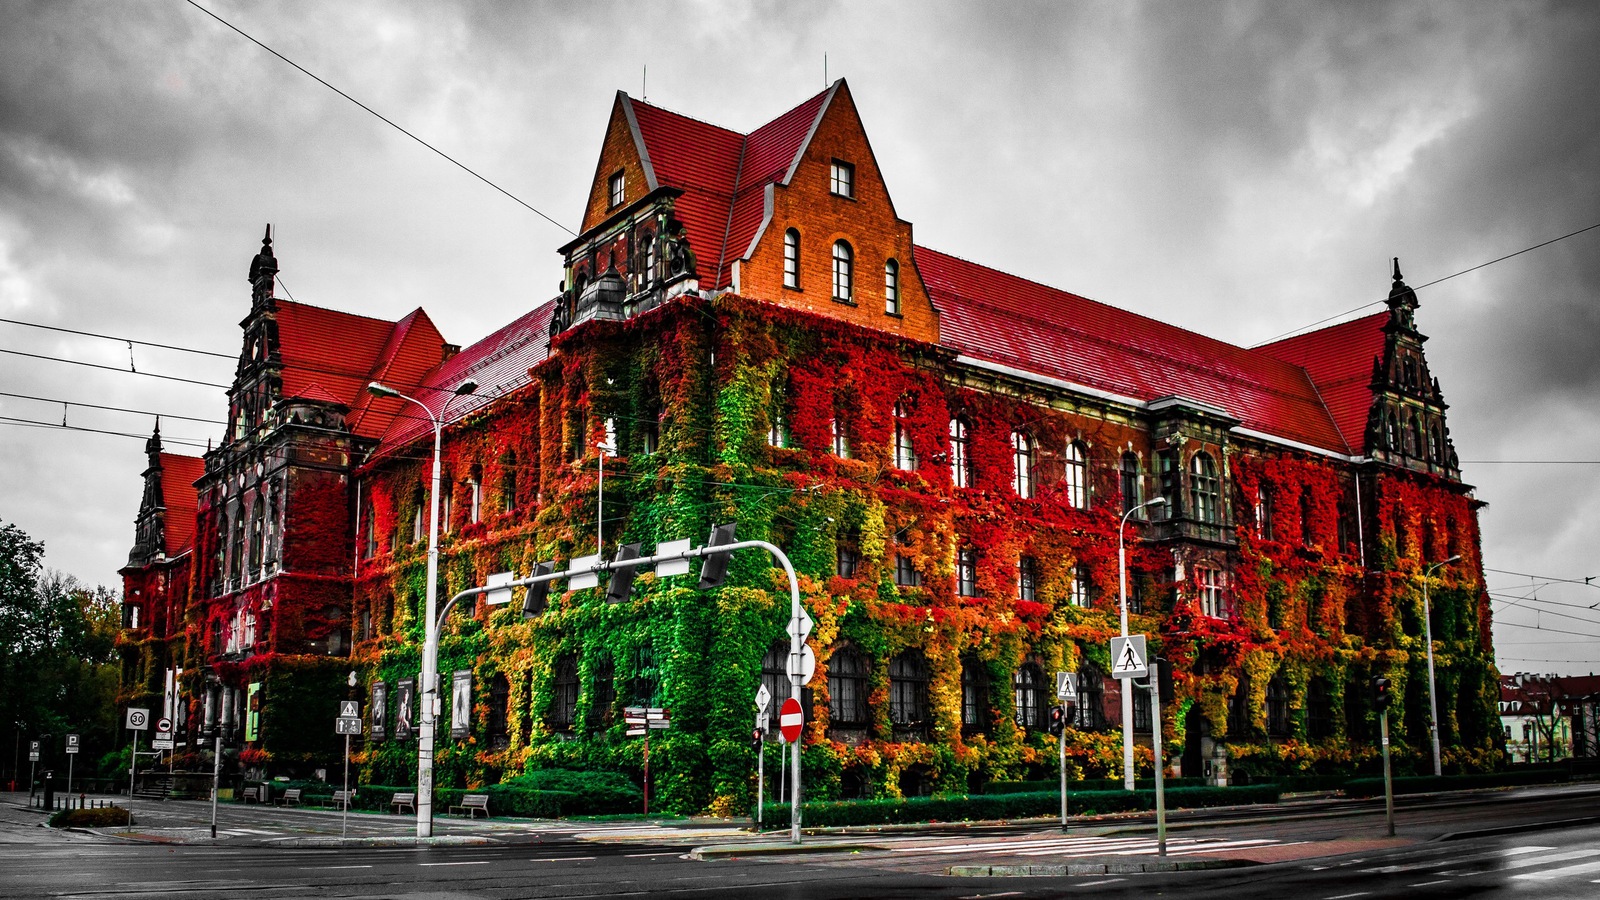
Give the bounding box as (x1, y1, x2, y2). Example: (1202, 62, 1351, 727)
(892, 834, 1288, 858)
(1323, 843, 1600, 886)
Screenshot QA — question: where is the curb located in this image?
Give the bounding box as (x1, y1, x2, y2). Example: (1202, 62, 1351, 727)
(1437, 814, 1600, 842)
(691, 842, 882, 860)
(948, 859, 1253, 876)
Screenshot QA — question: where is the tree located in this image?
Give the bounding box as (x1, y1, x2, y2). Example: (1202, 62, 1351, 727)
(0, 519, 122, 782)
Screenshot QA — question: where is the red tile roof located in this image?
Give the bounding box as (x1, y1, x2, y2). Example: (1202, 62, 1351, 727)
(626, 85, 833, 289)
(373, 300, 557, 454)
(158, 452, 205, 556)
(1256, 313, 1389, 455)
(915, 246, 1357, 454)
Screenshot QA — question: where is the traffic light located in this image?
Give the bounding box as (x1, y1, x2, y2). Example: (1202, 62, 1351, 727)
(1048, 705, 1067, 736)
(751, 728, 764, 750)
(605, 543, 643, 604)
(1156, 656, 1175, 705)
(1372, 676, 1392, 712)
(522, 561, 554, 618)
(697, 523, 737, 589)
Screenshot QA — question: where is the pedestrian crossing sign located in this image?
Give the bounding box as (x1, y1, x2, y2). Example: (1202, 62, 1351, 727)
(1110, 635, 1148, 679)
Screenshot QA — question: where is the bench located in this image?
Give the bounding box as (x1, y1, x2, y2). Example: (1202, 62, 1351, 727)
(390, 792, 416, 814)
(325, 790, 353, 810)
(449, 793, 490, 818)
(277, 788, 302, 807)
(240, 786, 262, 804)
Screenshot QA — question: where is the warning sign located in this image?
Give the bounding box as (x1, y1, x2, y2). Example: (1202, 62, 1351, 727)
(1110, 635, 1149, 680)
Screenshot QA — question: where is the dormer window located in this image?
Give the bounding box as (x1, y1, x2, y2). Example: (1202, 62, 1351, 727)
(830, 161, 854, 198)
(608, 170, 625, 209)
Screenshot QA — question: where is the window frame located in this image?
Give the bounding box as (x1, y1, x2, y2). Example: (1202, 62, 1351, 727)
(960, 655, 990, 733)
(893, 400, 917, 471)
(1120, 451, 1141, 514)
(829, 160, 855, 199)
(884, 258, 900, 315)
(783, 228, 801, 290)
(949, 416, 972, 488)
(1017, 555, 1038, 602)
(607, 170, 625, 209)
(1198, 565, 1229, 619)
(1013, 662, 1046, 731)
(831, 240, 854, 303)
(1189, 451, 1220, 524)
(889, 651, 930, 730)
(957, 546, 979, 598)
(1069, 564, 1092, 608)
(1012, 430, 1034, 498)
(1065, 440, 1089, 509)
(828, 645, 869, 727)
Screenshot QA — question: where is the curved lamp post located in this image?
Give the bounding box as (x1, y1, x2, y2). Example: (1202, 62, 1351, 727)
(1422, 553, 1461, 777)
(1120, 495, 1166, 790)
(366, 377, 477, 838)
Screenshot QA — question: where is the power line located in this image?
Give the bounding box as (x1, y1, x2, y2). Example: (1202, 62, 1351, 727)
(0, 317, 235, 359)
(0, 347, 231, 389)
(1486, 567, 1598, 589)
(0, 391, 226, 426)
(0, 415, 211, 449)
(181, 0, 576, 237)
(1495, 619, 1600, 640)
(1254, 220, 1600, 346)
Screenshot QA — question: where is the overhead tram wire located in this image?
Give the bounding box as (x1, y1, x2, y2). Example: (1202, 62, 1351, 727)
(181, 0, 575, 238)
(0, 415, 211, 449)
(1253, 219, 1600, 346)
(0, 391, 226, 426)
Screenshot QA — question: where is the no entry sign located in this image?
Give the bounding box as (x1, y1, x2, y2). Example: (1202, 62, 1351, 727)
(778, 697, 803, 743)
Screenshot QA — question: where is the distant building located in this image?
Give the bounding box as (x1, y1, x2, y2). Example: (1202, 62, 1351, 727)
(119, 81, 1498, 808)
(1499, 673, 1600, 763)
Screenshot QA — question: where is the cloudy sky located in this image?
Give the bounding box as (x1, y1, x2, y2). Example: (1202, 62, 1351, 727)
(2, 1, 1597, 675)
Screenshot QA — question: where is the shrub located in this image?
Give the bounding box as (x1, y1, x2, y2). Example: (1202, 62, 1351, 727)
(761, 785, 1281, 828)
(505, 769, 642, 815)
(984, 777, 1205, 794)
(1344, 770, 1572, 798)
(49, 807, 132, 829)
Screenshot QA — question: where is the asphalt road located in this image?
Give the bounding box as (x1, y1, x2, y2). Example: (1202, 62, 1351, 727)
(2, 786, 1599, 898)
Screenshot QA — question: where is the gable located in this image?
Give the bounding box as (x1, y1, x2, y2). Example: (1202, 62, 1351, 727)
(580, 94, 662, 234)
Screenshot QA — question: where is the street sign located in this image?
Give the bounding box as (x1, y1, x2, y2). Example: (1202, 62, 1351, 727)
(156, 717, 173, 734)
(1056, 671, 1077, 700)
(787, 607, 814, 642)
(126, 707, 150, 730)
(28, 740, 39, 762)
(569, 554, 601, 591)
(484, 570, 515, 605)
(1110, 635, 1149, 679)
(655, 539, 691, 577)
(755, 683, 772, 715)
(335, 717, 363, 736)
(339, 700, 360, 718)
(789, 644, 816, 685)
(778, 697, 803, 743)
(65, 734, 79, 755)
(152, 735, 174, 750)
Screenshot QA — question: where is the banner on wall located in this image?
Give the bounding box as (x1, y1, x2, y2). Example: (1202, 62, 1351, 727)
(245, 682, 261, 742)
(370, 680, 387, 741)
(451, 670, 472, 739)
(395, 679, 415, 741)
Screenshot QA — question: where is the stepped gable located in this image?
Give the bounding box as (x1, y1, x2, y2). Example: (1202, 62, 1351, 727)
(916, 245, 1351, 454)
(1256, 312, 1389, 455)
(624, 86, 834, 289)
(157, 452, 204, 556)
(373, 299, 558, 454)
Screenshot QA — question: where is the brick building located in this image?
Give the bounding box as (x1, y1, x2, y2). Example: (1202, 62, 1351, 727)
(119, 81, 1498, 808)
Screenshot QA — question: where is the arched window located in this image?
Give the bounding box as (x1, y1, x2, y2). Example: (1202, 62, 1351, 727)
(1012, 431, 1034, 498)
(949, 416, 972, 487)
(1228, 675, 1251, 736)
(893, 400, 917, 470)
(1075, 667, 1107, 729)
(890, 651, 930, 730)
(361, 496, 376, 559)
(411, 484, 425, 544)
(828, 645, 869, 728)
(761, 642, 789, 731)
(1410, 413, 1427, 460)
(500, 451, 518, 514)
(549, 655, 578, 731)
(961, 655, 989, 733)
(1065, 441, 1088, 509)
(1013, 662, 1046, 730)
(884, 259, 900, 315)
(1120, 452, 1141, 514)
(467, 464, 483, 524)
(767, 377, 789, 448)
(832, 240, 853, 302)
(1266, 676, 1290, 736)
(488, 673, 511, 749)
(1432, 423, 1446, 464)
(589, 655, 616, 729)
(248, 501, 266, 578)
(441, 469, 454, 533)
(783, 229, 800, 289)
(1189, 452, 1219, 523)
(229, 504, 246, 585)
(1384, 410, 1400, 452)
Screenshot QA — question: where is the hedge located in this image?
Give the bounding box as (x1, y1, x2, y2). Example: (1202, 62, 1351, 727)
(49, 807, 132, 828)
(760, 785, 1282, 828)
(984, 777, 1204, 794)
(1345, 769, 1575, 798)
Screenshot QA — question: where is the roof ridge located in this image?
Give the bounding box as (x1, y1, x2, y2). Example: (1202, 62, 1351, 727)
(627, 94, 747, 139)
(1251, 309, 1390, 350)
(277, 297, 404, 328)
(716, 133, 750, 291)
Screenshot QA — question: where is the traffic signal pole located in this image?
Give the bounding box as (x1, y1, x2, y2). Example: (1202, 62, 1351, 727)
(1381, 708, 1395, 836)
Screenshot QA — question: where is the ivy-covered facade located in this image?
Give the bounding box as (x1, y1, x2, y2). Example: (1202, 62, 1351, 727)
(119, 80, 1497, 811)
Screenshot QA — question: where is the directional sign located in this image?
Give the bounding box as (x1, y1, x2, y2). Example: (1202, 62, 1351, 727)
(156, 717, 173, 734)
(776, 697, 802, 743)
(1110, 635, 1149, 679)
(569, 554, 601, 591)
(1056, 671, 1077, 700)
(64, 734, 79, 755)
(625, 727, 647, 737)
(789, 644, 816, 685)
(335, 717, 362, 736)
(125, 707, 150, 731)
(755, 683, 772, 715)
(152, 735, 174, 750)
(339, 700, 360, 719)
(483, 570, 515, 606)
(655, 539, 691, 577)
(787, 607, 814, 642)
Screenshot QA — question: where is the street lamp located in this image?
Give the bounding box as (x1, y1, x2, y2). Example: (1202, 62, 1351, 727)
(1120, 495, 1166, 790)
(366, 377, 477, 838)
(1422, 553, 1461, 777)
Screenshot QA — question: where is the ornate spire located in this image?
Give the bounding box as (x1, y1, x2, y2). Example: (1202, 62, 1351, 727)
(248, 224, 278, 309)
(1386, 256, 1418, 331)
(144, 416, 163, 467)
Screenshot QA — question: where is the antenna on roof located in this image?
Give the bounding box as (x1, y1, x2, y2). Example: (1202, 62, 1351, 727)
(824, 52, 828, 87)
(642, 64, 647, 100)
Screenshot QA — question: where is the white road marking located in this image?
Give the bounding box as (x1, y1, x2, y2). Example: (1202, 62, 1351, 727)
(419, 860, 491, 866)
(533, 856, 595, 861)
(625, 851, 679, 857)
(1511, 856, 1600, 881)
(1363, 845, 1552, 874)
(1324, 893, 1369, 899)
(1075, 878, 1126, 886)
(1409, 881, 1450, 887)
(300, 865, 373, 870)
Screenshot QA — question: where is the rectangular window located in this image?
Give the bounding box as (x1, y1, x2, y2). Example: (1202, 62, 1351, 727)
(957, 547, 978, 598)
(894, 529, 920, 587)
(831, 418, 851, 458)
(830, 160, 854, 198)
(1017, 555, 1037, 602)
(608, 171, 624, 208)
(1199, 567, 1229, 618)
(1070, 564, 1091, 607)
(783, 229, 800, 289)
